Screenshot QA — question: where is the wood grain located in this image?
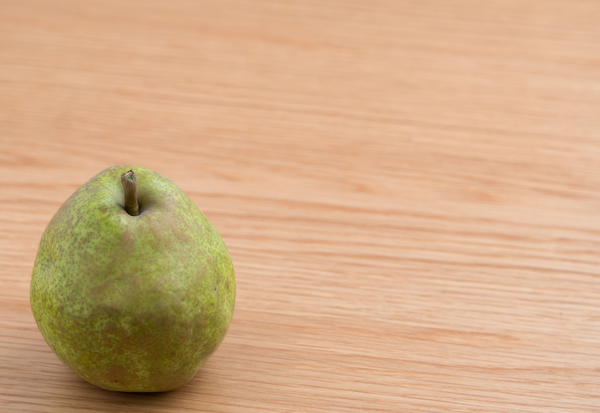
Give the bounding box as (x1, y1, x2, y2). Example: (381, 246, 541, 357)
(2, 0, 600, 411)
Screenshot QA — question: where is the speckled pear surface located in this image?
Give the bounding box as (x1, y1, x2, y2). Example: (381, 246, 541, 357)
(30, 165, 236, 392)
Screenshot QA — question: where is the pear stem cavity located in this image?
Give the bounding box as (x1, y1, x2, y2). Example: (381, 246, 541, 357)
(121, 170, 139, 216)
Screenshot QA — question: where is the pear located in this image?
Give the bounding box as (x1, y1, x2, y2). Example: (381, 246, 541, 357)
(30, 165, 235, 392)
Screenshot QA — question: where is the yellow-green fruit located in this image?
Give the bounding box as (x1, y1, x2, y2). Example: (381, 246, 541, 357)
(30, 165, 235, 392)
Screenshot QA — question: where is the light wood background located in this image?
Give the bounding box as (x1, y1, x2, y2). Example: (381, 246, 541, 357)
(1, 0, 600, 411)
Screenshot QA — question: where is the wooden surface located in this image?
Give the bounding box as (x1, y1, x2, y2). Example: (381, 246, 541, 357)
(1, 0, 600, 411)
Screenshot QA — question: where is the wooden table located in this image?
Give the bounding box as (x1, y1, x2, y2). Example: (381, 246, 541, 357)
(1, 1, 600, 411)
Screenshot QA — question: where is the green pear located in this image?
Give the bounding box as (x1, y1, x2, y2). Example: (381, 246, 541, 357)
(30, 165, 235, 392)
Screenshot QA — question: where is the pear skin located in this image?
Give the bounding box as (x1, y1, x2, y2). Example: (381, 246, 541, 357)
(30, 165, 235, 392)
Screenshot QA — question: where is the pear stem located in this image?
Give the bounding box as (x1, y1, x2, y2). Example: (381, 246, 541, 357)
(121, 170, 139, 216)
